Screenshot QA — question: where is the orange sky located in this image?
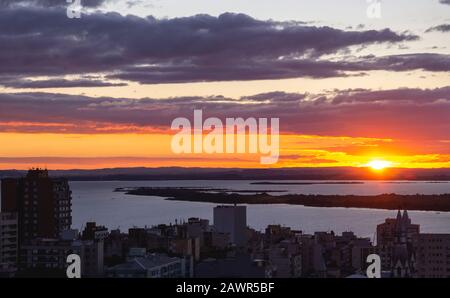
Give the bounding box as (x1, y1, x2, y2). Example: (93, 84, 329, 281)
(1, 132, 448, 170)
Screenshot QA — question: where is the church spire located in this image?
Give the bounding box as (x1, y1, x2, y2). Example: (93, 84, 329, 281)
(402, 210, 409, 221)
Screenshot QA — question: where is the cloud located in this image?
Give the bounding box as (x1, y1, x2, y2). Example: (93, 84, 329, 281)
(439, 0, 450, 5)
(426, 24, 450, 33)
(242, 92, 307, 102)
(107, 53, 450, 83)
(0, 156, 225, 165)
(0, 78, 127, 88)
(0, 0, 109, 8)
(360, 53, 450, 72)
(0, 8, 422, 85)
(0, 87, 449, 140)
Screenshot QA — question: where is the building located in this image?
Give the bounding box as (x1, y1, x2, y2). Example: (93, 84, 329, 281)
(213, 205, 247, 247)
(267, 239, 302, 278)
(1, 169, 72, 243)
(374, 211, 450, 278)
(19, 238, 74, 277)
(1, 169, 74, 275)
(18, 231, 105, 278)
(67, 222, 107, 277)
(0, 212, 18, 270)
(106, 253, 187, 278)
(376, 210, 419, 276)
(377, 210, 420, 247)
(104, 229, 128, 266)
(195, 254, 266, 278)
(297, 234, 327, 277)
(350, 238, 375, 272)
(0, 262, 17, 278)
(81, 222, 108, 241)
(72, 239, 105, 277)
(169, 237, 200, 261)
(204, 230, 230, 250)
(414, 233, 450, 278)
(265, 225, 293, 244)
(185, 217, 209, 245)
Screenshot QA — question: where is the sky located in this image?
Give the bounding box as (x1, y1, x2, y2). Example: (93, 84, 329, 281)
(0, 0, 449, 170)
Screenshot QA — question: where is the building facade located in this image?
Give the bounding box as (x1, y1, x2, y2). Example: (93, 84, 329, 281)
(106, 253, 187, 278)
(213, 205, 247, 247)
(376, 210, 419, 276)
(19, 238, 74, 276)
(0, 212, 18, 267)
(1, 169, 72, 243)
(414, 233, 450, 278)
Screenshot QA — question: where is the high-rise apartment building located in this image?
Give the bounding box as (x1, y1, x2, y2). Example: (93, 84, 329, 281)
(1, 169, 72, 243)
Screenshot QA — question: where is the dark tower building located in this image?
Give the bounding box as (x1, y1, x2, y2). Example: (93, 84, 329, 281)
(1, 169, 72, 243)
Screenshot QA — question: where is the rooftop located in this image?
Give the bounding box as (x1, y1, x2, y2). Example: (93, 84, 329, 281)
(109, 254, 181, 272)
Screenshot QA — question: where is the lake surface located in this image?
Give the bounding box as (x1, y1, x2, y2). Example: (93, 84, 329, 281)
(68, 180, 450, 239)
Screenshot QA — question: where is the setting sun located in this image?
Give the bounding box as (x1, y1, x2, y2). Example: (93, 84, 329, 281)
(366, 159, 393, 170)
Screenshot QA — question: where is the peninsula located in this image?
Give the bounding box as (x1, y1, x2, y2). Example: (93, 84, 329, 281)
(119, 187, 450, 212)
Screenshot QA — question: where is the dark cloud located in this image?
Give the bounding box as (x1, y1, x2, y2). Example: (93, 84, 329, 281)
(107, 53, 450, 83)
(350, 53, 450, 73)
(0, 87, 449, 140)
(0, 78, 127, 88)
(106, 59, 361, 83)
(426, 24, 450, 33)
(439, 0, 450, 5)
(242, 92, 307, 102)
(0, 8, 422, 85)
(0, 0, 108, 8)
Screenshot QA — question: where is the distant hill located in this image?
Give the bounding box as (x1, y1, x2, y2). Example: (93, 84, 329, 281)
(1, 167, 450, 181)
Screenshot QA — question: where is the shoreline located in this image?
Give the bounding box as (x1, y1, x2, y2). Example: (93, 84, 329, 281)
(118, 187, 450, 212)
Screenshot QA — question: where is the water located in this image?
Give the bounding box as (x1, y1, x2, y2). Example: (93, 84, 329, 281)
(69, 180, 450, 238)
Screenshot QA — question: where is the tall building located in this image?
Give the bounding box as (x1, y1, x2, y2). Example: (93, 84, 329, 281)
(213, 205, 247, 247)
(0, 212, 18, 267)
(414, 233, 450, 278)
(1, 169, 72, 243)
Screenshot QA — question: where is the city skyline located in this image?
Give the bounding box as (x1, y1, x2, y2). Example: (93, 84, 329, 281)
(1, 169, 449, 278)
(0, 0, 449, 169)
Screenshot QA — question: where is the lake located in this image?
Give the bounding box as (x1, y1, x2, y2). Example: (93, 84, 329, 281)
(69, 180, 450, 239)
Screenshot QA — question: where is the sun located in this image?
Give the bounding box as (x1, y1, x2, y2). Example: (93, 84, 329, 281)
(366, 159, 392, 170)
